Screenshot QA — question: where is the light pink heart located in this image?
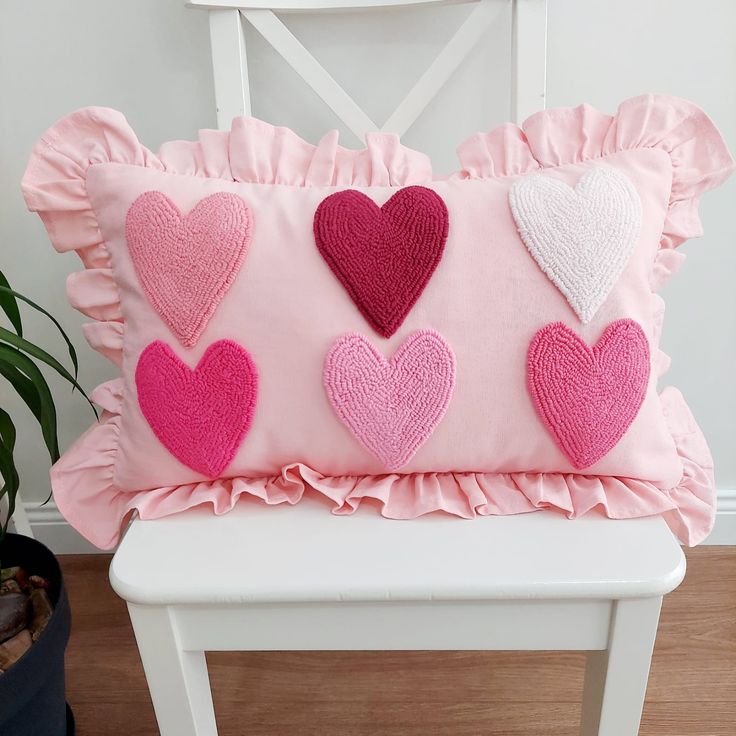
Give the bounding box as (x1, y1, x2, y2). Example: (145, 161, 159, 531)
(126, 191, 252, 348)
(136, 339, 258, 478)
(527, 319, 650, 469)
(324, 331, 455, 470)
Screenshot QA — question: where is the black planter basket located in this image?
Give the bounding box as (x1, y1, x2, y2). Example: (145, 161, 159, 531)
(0, 533, 73, 736)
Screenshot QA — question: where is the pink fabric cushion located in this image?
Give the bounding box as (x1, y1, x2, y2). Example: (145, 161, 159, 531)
(21, 95, 734, 549)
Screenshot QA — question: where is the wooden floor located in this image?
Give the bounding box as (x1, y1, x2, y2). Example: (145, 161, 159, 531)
(60, 546, 735, 736)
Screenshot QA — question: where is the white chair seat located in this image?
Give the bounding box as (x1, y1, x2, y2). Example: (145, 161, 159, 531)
(111, 498, 684, 605)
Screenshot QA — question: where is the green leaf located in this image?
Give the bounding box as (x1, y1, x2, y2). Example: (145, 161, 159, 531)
(0, 284, 78, 381)
(0, 271, 23, 337)
(0, 407, 16, 452)
(0, 325, 96, 416)
(0, 346, 59, 462)
(0, 358, 43, 425)
(0, 434, 20, 538)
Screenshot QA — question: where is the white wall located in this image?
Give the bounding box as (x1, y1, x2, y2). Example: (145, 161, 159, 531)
(1, 0, 734, 508)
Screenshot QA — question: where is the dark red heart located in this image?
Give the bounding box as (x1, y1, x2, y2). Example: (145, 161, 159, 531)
(313, 186, 449, 338)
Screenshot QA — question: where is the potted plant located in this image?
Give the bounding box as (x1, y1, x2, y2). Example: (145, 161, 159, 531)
(0, 269, 95, 736)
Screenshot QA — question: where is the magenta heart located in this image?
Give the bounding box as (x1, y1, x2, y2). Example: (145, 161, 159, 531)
(324, 330, 455, 470)
(314, 186, 449, 338)
(135, 340, 258, 478)
(527, 320, 650, 469)
(126, 191, 251, 348)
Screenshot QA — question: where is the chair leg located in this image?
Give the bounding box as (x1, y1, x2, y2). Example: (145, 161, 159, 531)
(580, 597, 662, 736)
(128, 603, 218, 736)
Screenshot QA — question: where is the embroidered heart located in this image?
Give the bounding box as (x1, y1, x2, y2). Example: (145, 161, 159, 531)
(126, 191, 252, 347)
(527, 319, 650, 469)
(509, 166, 641, 323)
(135, 339, 258, 478)
(323, 330, 455, 470)
(314, 186, 449, 338)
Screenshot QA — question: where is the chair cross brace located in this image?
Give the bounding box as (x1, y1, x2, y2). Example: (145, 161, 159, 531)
(192, 0, 547, 133)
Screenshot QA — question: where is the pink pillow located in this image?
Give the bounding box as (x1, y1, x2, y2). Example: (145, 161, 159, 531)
(22, 94, 734, 549)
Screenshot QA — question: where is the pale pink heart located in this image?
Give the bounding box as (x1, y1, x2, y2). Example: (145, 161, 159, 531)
(509, 166, 642, 323)
(527, 319, 650, 469)
(126, 191, 252, 347)
(135, 339, 258, 478)
(324, 330, 455, 470)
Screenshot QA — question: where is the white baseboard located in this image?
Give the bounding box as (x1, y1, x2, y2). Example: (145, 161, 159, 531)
(706, 489, 736, 545)
(19, 501, 102, 554)
(13, 490, 736, 554)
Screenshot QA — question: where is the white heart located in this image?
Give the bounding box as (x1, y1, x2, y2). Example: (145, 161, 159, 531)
(509, 166, 642, 323)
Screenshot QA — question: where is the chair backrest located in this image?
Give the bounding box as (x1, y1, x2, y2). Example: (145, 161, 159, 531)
(189, 0, 547, 136)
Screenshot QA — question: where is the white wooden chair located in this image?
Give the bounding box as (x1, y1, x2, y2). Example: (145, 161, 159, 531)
(109, 3, 686, 735)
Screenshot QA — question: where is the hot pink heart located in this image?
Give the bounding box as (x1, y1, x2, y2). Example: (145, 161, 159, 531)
(126, 191, 251, 348)
(313, 186, 448, 338)
(527, 319, 650, 469)
(324, 330, 455, 470)
(135, 339, 258, 478)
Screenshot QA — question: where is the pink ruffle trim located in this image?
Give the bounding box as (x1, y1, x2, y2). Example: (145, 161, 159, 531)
(23, 95, 733, 549)
(52, 382, 714, 550)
